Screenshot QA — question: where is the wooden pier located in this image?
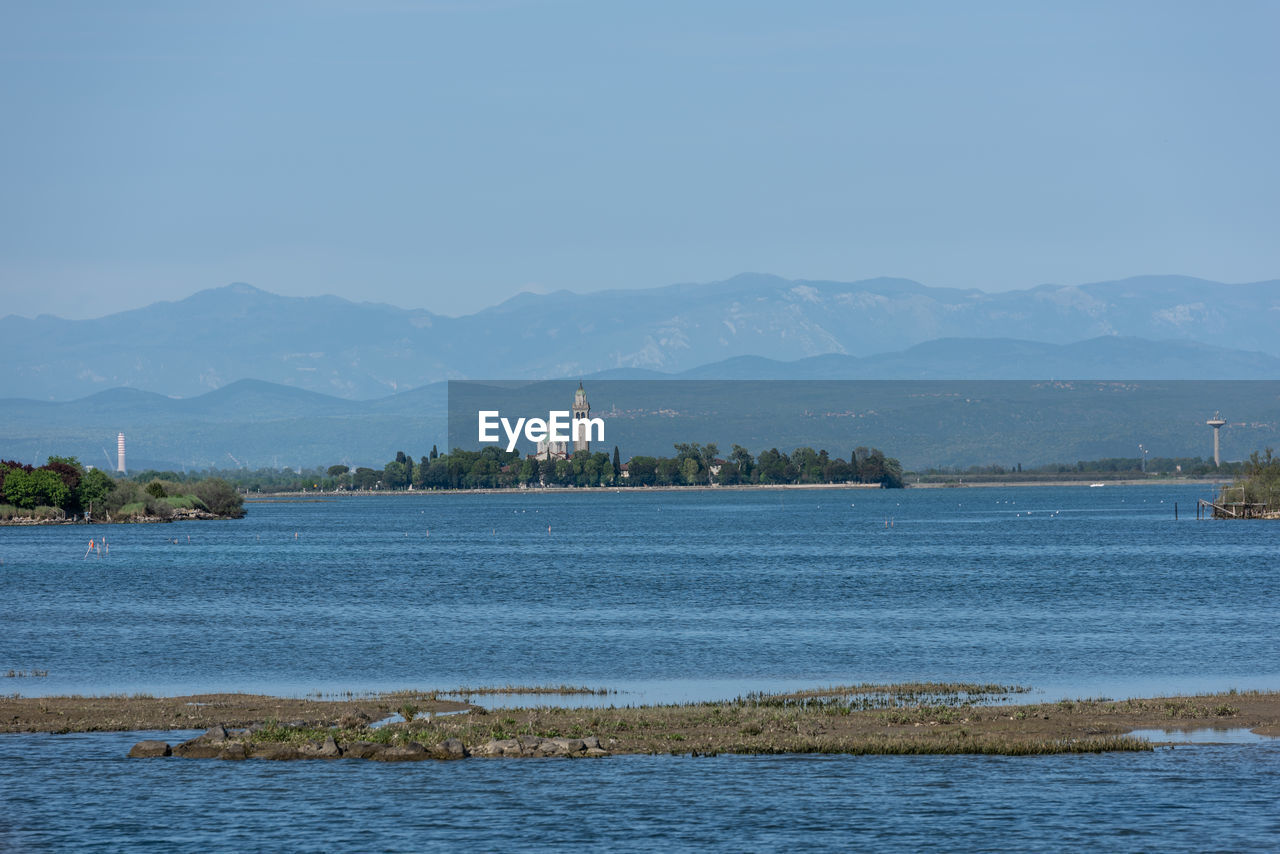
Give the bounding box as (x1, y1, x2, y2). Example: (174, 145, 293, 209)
(1198, 498, 1279, 519)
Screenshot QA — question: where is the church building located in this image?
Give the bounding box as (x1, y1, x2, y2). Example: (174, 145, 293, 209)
(535, 382, 592, 461)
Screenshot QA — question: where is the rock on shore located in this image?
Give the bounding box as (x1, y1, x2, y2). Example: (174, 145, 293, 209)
(132, 732, 610, 761)
(127, 740, 172, 758)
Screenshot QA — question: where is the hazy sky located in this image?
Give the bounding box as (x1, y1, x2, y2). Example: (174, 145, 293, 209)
(2, 1, 1277, 319)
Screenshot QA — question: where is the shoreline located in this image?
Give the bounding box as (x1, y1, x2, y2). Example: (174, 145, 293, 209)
(245, 477, 1228, 500)
(0, 510, 244, 526)
(5, 687, 1278, 759)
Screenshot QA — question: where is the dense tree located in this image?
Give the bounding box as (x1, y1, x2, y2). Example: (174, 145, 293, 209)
(672, 442, 719, 485)
(44, 457, 83, 492)
(824, 456, 855, 483)
(755, 448, 789, 484)
(3, 468, 70, 509)
(854, 447, 904, 488)
(383, 460, 408, 489)
(656, 457, 681, 486)
(792, 447, 822, 484)
(627, 456, 658, 486)
(78, 468, 114, 514)
(715, 459, 743, 485)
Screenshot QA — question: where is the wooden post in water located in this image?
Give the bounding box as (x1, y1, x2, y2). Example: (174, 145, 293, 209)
(1174, 502, 1178, 520)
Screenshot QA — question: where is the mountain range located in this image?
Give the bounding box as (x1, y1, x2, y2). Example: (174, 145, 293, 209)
(3, 273, 1276, 469)
(3, 274, 1277, 401)
(4, 377, 1276, 472)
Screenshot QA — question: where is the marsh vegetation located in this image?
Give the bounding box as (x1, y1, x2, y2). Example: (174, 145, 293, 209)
(8, 685, 1277, 758)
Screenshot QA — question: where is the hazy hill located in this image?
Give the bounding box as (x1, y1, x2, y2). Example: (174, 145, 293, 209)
(2, 274, 1277, 400)
(448, 379, 1280, 470)
(0, 379, 445, 471)
(2, 377, 1276, 472)
(669, 337, 1280, 380)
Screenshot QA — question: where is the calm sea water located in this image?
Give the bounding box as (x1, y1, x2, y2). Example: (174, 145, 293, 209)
(0, 729, 1276, 852)
(3, 485, 1277, 700)
(3, 485, 1279, 850)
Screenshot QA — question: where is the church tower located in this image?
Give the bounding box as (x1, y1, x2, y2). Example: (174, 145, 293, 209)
(572, 382, 590, 454)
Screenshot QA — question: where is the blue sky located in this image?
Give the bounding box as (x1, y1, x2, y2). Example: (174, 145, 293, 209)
(2, 1, 1276, 319)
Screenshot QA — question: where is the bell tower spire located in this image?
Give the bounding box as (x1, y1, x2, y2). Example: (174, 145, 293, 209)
(572, 382, 590, 454)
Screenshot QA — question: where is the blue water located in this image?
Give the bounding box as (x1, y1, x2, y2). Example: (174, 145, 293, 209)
(3, 485, 1279, 850)
(3, 485, 1276, 701)
(1, 730, 1278, 852)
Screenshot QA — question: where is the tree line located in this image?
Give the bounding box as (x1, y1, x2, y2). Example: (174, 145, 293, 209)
(328, 446, 621, 490)
(917, 455, 1246, 482)
(310, 443, 905, 491)
(0, 457, 243, 521)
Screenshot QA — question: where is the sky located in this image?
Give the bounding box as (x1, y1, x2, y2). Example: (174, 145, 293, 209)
(1, 0, 1277, 320)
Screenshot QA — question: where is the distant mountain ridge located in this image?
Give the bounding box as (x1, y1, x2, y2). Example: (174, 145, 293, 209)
(2, 274, 1277, 401)
(4, 376, 1276, 472)
(649, 336, 1280, 381)
(0, 378, 448, 472)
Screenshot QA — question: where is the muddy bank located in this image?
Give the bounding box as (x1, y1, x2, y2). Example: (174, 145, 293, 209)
(0, 692, 469, 733)
(5, 686, 1277, 758)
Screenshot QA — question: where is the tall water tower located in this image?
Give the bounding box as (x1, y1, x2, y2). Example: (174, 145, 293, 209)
(116, 432, 127, 474)
(1206, 412, 1226, 467)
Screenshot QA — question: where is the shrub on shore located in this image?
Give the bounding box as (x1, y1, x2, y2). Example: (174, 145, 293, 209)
(1220, 447, 1280, 508)
(2, 457, 247, 523)
(162, 495, 209, 511)
(105, 481, 146, 515)
(192, 478, 245, 518)
(118, 501, 147, 518)
(0, 504, 65, 521)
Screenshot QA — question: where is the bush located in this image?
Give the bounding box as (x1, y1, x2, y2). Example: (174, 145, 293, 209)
(142, 495, 174, 519)
(192, 478, 245, 518)
(105, 481, 146, 515)
(0, 504, 19, 520)
(1220, 448, 1280, 507)
(118, 501, 147, 518)
(163, 495, 209, 511)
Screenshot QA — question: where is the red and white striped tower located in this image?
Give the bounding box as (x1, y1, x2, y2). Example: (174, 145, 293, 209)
(117, 432, 126, 473)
